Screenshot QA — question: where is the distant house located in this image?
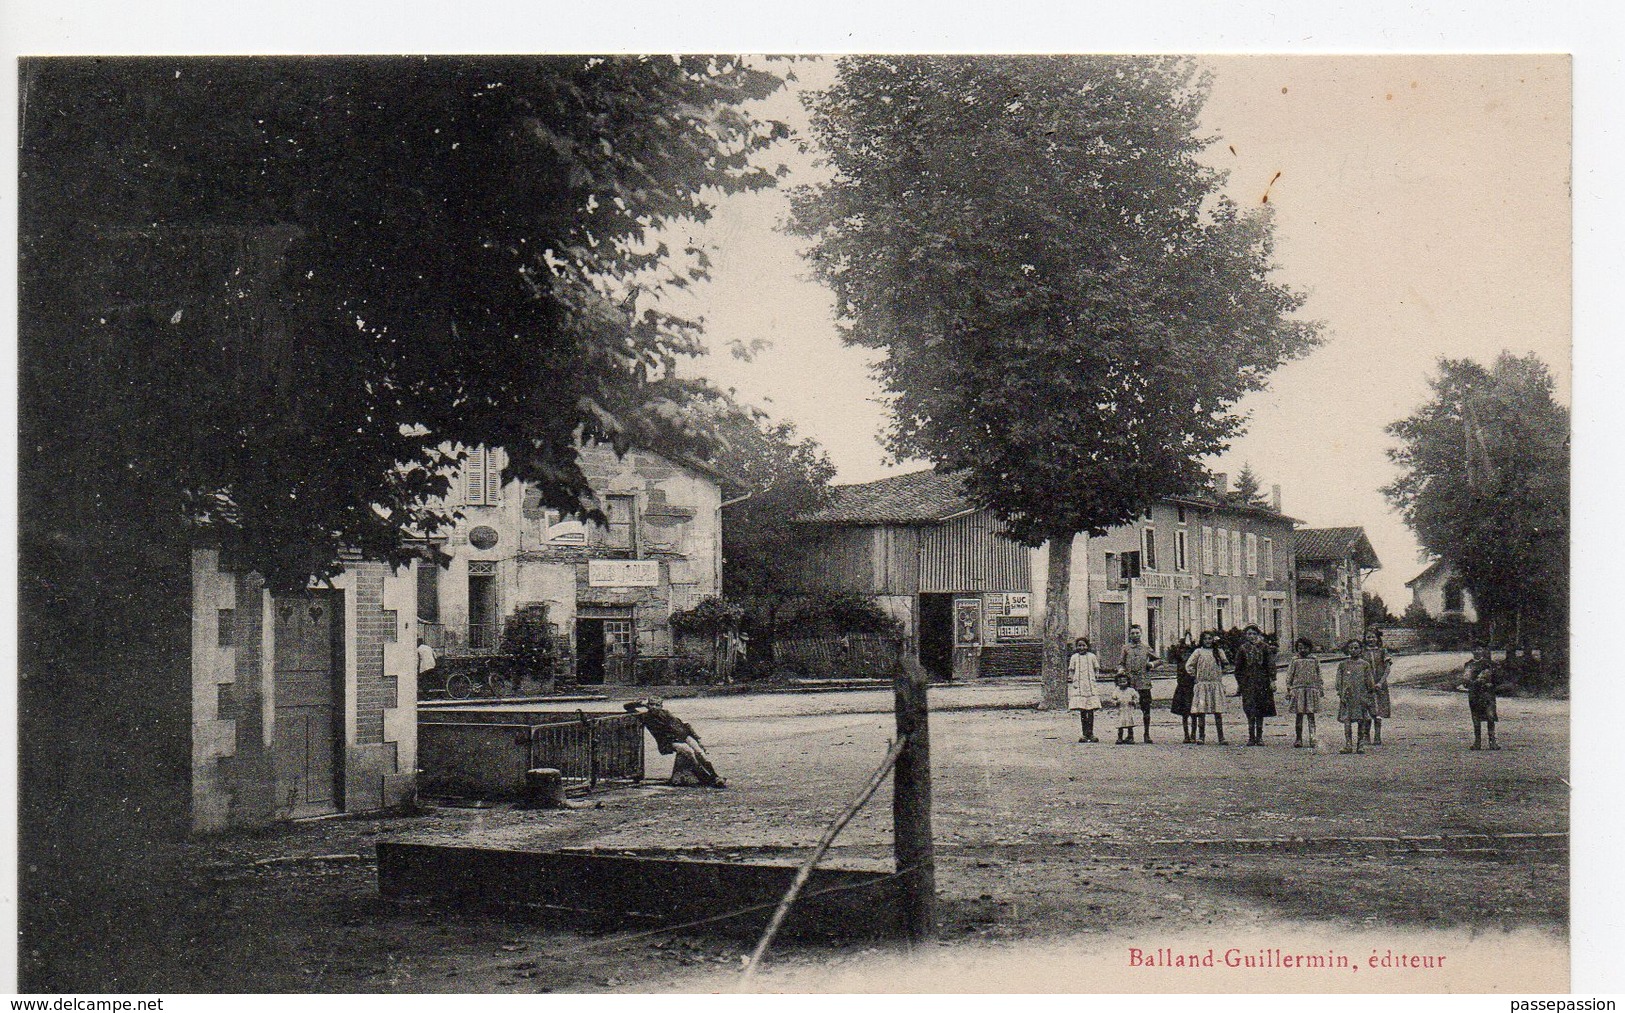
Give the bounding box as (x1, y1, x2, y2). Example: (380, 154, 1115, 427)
(1406, 559, 1477, 624)
(790, 470, 1037, 680)
(417, 443, 739, 686)
(1293, 527, 1381, 649)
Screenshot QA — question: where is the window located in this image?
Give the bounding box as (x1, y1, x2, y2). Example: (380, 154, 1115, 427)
(1176, 504, 1187, 524)
(1214, 527, 1228, 575)
(463, 446, 502, 506)
(1215, 596, 1230, 631)
(1120, 550, 1142, 580)
(1202, 526, 1214, 574)
(417, 558, 440, 623)
(1263, 537, 1275, 581)
(1178, 595, 1193, 636)
(1145, 597, 1163, 652)
(1443, 580, 1465, 612)
(1175, 529, 1189, 572)
(1230, 529, 1242, 575)
(1142, 526, 1158, 571)
(1271, 600, 1285, 636)
(1245, 533, 1258, 577)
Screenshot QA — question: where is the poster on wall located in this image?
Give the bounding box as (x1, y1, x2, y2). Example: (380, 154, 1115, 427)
(1004, 592, 1030, 617)
(953, 597, 982, 646)
(994, 615, 1030, 642)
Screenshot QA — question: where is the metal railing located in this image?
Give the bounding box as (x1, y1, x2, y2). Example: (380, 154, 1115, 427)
(416, 710, 645, 798)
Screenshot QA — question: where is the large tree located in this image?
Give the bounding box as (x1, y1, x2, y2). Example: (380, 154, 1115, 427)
(682, 389, 838, 598)
(790, 56, 1319, 705)
(1383, 352, 1569, 680)
(17, 56, 790, 972)
(20, 55, 789, 592)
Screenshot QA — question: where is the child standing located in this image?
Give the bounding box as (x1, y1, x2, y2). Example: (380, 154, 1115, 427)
(1364, 629, 1392, 745)
(1186, 630, 1229, 745)
(1285, 637, 1323, 749)
(1067, 637, 1103, 743)
(1170, 636, 1197, 743)
(1336, 639, 1375, 754)
(1110, 674, 1141, 745)
(1463, 645, 1501, 750)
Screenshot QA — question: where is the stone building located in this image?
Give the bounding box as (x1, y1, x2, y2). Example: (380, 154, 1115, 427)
(417, 443, 736, 685)
(1293, 526, 1382, 648)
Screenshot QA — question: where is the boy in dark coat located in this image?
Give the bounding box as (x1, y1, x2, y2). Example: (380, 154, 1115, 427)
(624, 699, 727, 787)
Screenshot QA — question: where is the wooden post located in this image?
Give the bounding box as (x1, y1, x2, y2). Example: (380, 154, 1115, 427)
(893, 660, 936, 942)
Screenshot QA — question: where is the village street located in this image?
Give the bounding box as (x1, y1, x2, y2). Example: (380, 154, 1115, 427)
(42, 652, 1568, 993)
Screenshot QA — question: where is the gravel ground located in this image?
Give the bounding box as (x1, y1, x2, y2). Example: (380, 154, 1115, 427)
(28, 652, 1567, 993)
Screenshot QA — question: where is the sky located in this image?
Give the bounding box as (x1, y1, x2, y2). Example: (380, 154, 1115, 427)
(661, 55, 1572, 606)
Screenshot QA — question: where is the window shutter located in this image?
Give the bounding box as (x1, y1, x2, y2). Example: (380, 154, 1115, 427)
(1246, 533, 1258, 576)
(483, 448, 502, 505)
(1202, 527, 1213, 574)
(465, 449, 486, 505)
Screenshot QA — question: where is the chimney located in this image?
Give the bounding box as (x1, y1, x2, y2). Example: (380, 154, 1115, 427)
(1271, 484, 1282, 512)
(1214, 473, 1229, 497)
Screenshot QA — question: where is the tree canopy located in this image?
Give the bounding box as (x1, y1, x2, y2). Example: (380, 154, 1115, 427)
(1383, 352, 1569, 673)
(20, 56, 790, 590)
(680, 388, 838, 602)
(789, 56, 1320, 703)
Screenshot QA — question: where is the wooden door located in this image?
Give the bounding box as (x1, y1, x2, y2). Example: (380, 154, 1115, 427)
(273, 592, 343, 817)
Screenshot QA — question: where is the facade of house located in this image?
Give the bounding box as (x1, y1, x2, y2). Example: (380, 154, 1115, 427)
(1293, 527, 1382, 649)
(417, 443, 730, 685)
(189, 550, 419, 832)
(789, 470, 1301, 677)
(1406, 558, 1478, 623)
(790, 470, 1039, 680)
(1080, 480, 1299, 664)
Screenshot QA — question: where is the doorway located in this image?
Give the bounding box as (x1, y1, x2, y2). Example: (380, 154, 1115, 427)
(1097, 601, 1128, 670)
(918, 594, 954, 680)
(468, 572, 499, 653)
(576, 618, 607, 684)
(272, 591, 344, 818)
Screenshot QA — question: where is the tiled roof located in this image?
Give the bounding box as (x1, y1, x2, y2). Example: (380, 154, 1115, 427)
(1294, 527, 1381, 569)
(797, 469, 976, 525)
(1167, 493, 1298, 525)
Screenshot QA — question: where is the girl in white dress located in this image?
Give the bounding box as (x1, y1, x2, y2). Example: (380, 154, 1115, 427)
(1067, 637, 1103, 742)
(1186, 630, 1230, 745)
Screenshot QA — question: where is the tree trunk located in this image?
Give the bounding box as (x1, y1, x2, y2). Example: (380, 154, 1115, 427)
(1040, 534, 1074, 710)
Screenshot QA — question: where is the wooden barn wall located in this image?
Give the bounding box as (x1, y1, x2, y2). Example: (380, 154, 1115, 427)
(919, 512, 1030, 593)
(787, 526, 878, 593)
(874, 526, 920, 595)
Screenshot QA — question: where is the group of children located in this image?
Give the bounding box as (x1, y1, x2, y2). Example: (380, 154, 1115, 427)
(1066, 625, 1501, 752)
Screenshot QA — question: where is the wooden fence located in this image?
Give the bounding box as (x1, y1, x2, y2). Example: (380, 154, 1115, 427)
(771, 634, 905, 678)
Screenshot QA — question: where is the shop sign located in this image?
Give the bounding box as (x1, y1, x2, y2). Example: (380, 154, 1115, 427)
(588, 559, 660, 587)
(1005, 592, 1031, 617)
(1138, 571, 1198, 591)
